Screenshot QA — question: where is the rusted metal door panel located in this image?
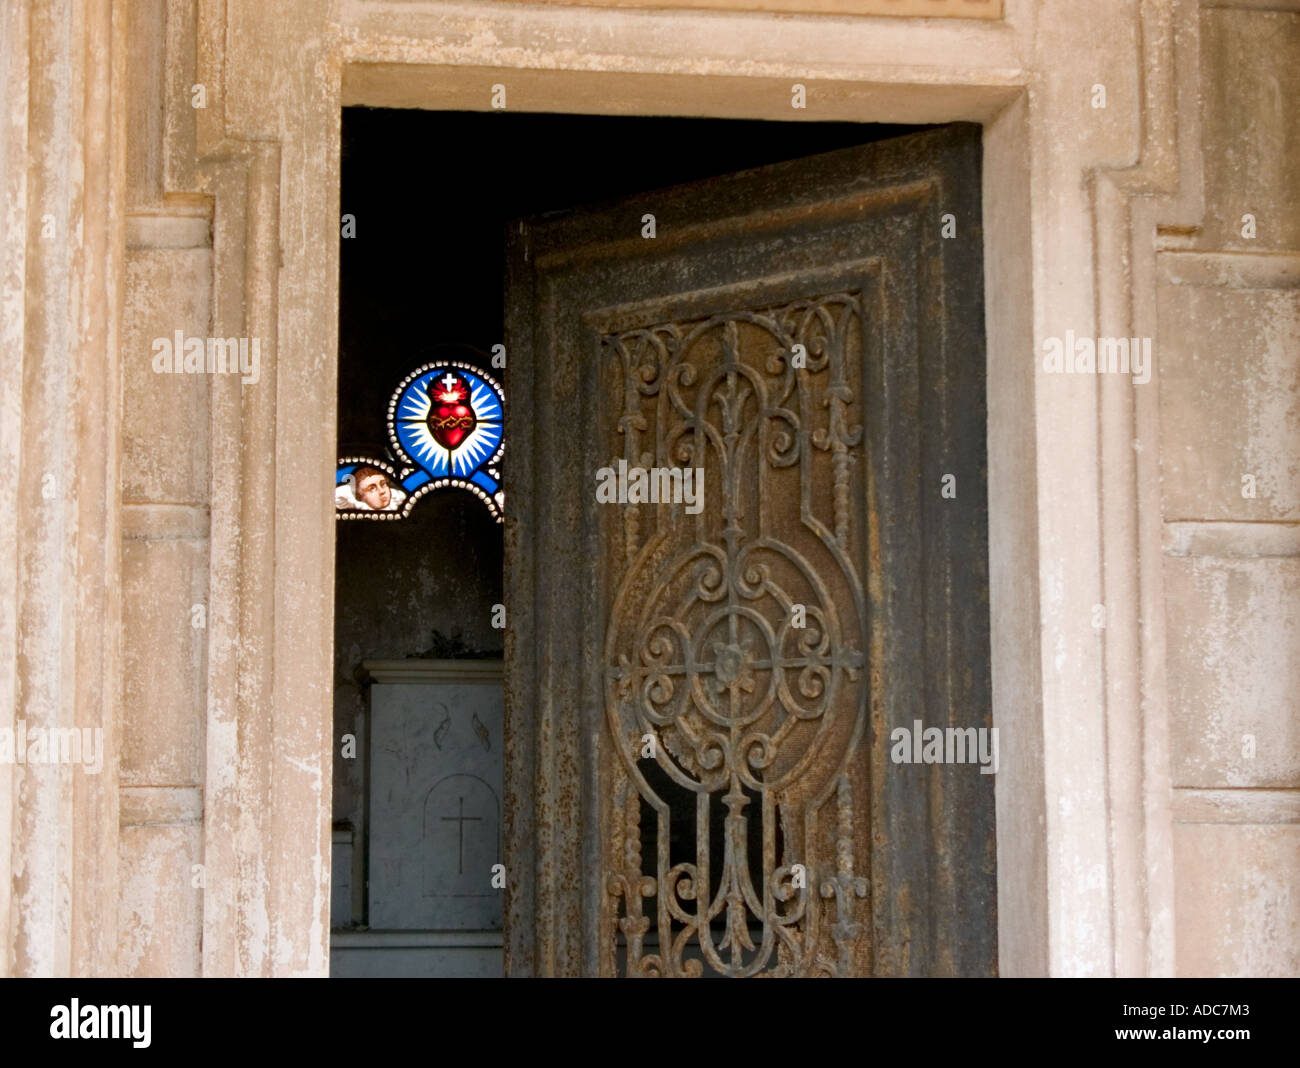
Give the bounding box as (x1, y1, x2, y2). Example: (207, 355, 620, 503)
(505, 123, 994, 977)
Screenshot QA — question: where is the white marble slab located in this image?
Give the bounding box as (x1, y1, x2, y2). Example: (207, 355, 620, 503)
(364, 660, 503, 931)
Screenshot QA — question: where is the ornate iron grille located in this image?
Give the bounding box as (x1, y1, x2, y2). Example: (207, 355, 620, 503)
(602, 292, 871, 977)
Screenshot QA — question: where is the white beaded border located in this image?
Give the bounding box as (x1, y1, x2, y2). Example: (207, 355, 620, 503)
(335, 462, 505, 524)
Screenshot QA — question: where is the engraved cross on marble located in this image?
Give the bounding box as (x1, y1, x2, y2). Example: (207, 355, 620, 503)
(441, 795, 482, 875)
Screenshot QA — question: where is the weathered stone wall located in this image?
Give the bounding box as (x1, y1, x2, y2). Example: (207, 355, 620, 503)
(118, 237, 210, 976)
(1159, 7, 1300, 977)
(1, 0, 1295, 977)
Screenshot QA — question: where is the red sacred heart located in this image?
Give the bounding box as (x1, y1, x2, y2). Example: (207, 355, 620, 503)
(427, 374, 476, 451)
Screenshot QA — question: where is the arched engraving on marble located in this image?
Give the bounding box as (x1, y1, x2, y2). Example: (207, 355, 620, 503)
(422, 774, 501, 899)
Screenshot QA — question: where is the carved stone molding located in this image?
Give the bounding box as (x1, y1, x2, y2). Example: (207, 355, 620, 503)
(0, 0, 127, 977)
(520, 0, 1002, 17)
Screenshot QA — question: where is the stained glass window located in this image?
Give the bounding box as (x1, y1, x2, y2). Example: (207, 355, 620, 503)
(336, 360, 504, 522)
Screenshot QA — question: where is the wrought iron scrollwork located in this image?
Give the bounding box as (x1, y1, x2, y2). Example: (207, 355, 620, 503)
(604, 292, 869, 977)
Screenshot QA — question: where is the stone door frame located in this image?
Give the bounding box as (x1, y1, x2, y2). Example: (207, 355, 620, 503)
(103, 0, 1194, 975)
